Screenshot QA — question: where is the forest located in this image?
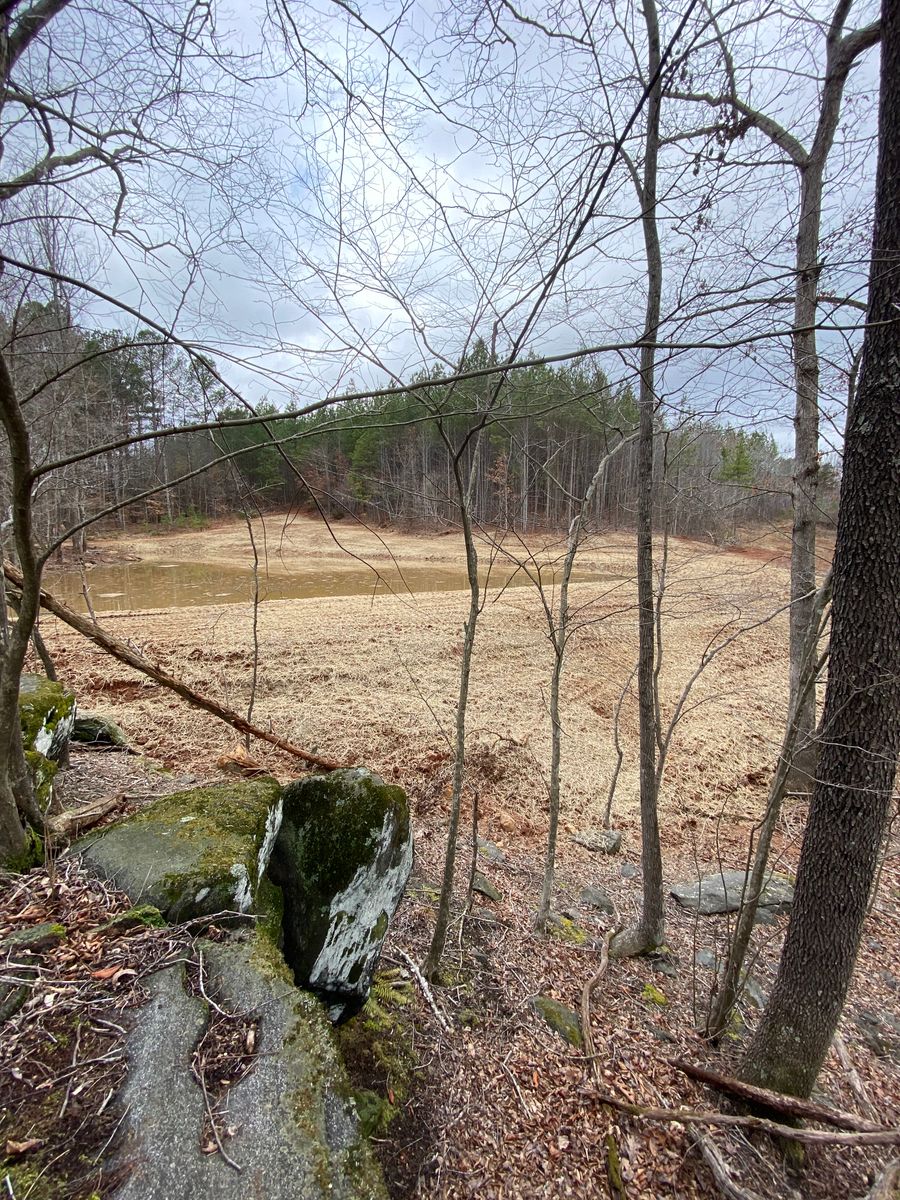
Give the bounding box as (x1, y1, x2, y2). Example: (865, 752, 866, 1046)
(0, 1, 897, 1198)
(9, 306, 798, 546)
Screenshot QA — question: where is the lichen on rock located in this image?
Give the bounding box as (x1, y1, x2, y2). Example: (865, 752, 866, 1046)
(270, 768, 413, 1023)
(78, 777, 283, 923)
(18, 674, 75, 812)
(18, 674, 76, 762)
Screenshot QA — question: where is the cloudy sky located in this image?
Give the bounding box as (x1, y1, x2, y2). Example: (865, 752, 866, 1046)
(1, 0, 882, 447)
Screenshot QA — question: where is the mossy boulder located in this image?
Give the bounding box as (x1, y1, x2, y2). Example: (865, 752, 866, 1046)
(24, 750, 57, 810)
(270, 768, 413, 1023)
(530, 995, 583, 1047)
(71, 711, 127, 747)
(78, 778, 283, 923)
(113, 931, 387, 1200)
(18, 674, 76, 762)
(18, 674, 75, 811)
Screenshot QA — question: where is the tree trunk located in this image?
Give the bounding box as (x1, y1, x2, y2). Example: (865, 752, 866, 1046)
(0, 352, 40, 863)
(742, 0, 900, 1093)
(611, 0, 664, 957)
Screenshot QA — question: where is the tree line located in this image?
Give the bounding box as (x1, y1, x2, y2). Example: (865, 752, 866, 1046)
(4, 305, 804, 553)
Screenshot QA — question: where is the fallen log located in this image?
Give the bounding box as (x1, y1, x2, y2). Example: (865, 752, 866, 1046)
(4, 561, 343, 772)
(46, 793, 128, 841)
(670, 1057, 886, 1134)
(581, 1088, 900, 1147)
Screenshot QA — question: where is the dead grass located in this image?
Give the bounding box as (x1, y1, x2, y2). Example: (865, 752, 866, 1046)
(21, 516, 900, 1198)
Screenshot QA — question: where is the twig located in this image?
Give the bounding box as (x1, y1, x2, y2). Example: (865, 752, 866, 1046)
(583, 1089, 900, 1146)
(670, 1057, 887, 1133)
(499, 1060, 532, 1116)
(693, 1132, 767, 1200)
(832, 1030, 874, 1119)
(580, 926, 615, 1083)
(390, 947, 451, 1034)
(198, 1068, 242, 1173)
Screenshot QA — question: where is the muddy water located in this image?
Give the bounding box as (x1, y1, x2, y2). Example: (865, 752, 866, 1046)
(42, 558, 588, 613)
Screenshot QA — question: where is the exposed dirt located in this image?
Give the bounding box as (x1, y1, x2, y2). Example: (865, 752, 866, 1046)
(14, 515, 899, 1199)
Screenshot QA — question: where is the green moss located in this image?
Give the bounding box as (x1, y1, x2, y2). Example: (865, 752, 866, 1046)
(248, 925, 294, 987)
(7, 827, 43, 872)
(531, 995, 583, 1047)
(277, 769, 410, 901)
(24, 750, 58, 811)
(642, 983, 668, 1007)
(337, 968, 417, 1121)
(255, 876, 284, 943)
(101, 905, 165, 932)
(17, 674, 75, 761)
(548, 914, 588, 945)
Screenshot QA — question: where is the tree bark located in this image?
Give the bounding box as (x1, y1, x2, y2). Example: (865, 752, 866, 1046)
(611, 0, 664, 957)
(742, 0, 900, 1095)
(785, 0, 880, 795)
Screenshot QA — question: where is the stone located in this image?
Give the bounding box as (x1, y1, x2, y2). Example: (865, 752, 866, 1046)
(1, 922, 66, 956)
(24, 749, 58, 810)
(579, 886, 614, 914)
(72, 711, 128, 747)
(472, 871, 502, 902)
(530, 995, 583, 1047)
(854, 1010, 900, 1062)
(78, 778, 284, 924)
(112, 933, 386, 1200)
(476, 837, 506, 864)
(18, 673, 76, 762)
(694, 949, 766, 1008)
(620, 863, 638, 879)
(18, 673, 75, 810)
(270, 768, 413, 1024)
(546, 912, 588, 944)
(571, 828, 622, 854)
(469, 904, 498, 925)
(670, 870, 794, 916)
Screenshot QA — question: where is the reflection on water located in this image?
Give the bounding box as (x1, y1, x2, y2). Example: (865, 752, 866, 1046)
(42, 558, 582, 613)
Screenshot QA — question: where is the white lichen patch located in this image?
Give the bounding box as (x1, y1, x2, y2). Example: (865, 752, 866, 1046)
(309, 811, 413, 994)
(231, 863, 253, 911)
(257, 796, 284, 882)
(33, 720, 53, 757)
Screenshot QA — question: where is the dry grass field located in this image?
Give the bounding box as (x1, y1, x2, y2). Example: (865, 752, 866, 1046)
(24, 514, 898, 1200)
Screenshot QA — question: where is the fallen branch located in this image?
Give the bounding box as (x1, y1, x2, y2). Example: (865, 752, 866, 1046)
(580, 926, 626, 1200)
(581, 927, 615, 1083)
(670, 1057, 886, 1133)
(832, 1030, 875, 1120)
(46, 794, 127, 842)
(693, 1133, 767, 1200)
(583, 1089, 900, 1147)
(4, 562, 343, 772)
(388, 946, 451, 1035)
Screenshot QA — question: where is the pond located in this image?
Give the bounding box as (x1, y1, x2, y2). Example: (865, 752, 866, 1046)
(42, 558, 590, 613)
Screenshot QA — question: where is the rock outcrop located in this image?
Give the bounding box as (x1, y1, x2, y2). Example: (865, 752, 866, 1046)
(18, 673, 76, 808)
(270, 768, 413, 1023)
(670, 869, 794, 916)
(113, 930, 387, 1200)
(79, 778, 284, 924)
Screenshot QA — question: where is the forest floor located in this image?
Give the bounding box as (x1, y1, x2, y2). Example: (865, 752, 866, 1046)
(7, 514, 899, 1199)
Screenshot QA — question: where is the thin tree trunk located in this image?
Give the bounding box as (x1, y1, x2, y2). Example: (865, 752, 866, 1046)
(742, 0, 900, 1092)
(611, 0, 664, 957)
